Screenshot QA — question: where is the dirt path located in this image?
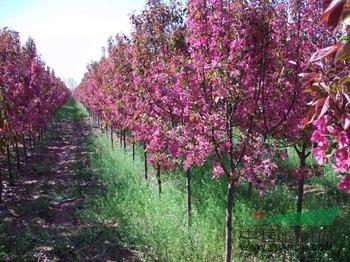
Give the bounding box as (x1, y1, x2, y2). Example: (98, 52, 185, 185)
(0, 113, 139, 261)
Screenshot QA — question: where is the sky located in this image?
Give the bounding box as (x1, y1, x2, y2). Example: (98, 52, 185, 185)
(0, 0, 145, 86)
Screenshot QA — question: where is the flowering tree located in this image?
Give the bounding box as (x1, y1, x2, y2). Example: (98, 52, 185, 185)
(183, 1, 305, 260)
(128, 0, 186, 184)
(0, 28, 70, 199)
(266, 0, 332, 242)
(302, 0, 350, 193)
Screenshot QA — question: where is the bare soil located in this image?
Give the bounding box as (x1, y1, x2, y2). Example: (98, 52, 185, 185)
(0, 116, 139, 261)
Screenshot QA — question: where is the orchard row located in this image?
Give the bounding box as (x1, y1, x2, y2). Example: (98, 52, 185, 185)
(0, 28, 70, 199)
(71, 0, 349, 260)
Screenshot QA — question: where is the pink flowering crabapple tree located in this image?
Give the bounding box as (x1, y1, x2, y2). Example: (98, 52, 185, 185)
(183, 0, 323, 259)
(0, 28, 70, 200)
(267, 0, 332, 242)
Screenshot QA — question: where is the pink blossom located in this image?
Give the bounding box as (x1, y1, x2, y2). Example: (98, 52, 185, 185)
(311, 147, 329, 165)
(338, 175, 350, 193)
(168, 141, 179, 158)
(213, 163, 225, 179)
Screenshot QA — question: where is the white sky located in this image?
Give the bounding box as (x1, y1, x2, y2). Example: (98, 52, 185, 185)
(0, 0, 145, 85)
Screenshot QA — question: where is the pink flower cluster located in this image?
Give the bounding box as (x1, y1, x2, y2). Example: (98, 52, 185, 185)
(311, 115, 350, 192)
(311, 116, 330, 165)
(338, 175, 350, 193)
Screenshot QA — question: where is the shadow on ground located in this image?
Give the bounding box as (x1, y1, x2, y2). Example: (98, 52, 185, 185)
(0, 100, 139, 261)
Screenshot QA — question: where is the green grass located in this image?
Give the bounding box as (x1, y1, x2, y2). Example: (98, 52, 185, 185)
(54, 98, 89, 122)
(82, 130, 350, 261)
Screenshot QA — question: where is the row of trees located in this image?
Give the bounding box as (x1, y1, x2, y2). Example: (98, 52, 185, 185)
(74, 0, 349, 260)
(0, 28, 71, 199)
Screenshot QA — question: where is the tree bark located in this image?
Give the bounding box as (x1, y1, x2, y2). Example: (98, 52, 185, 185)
(15, 141, 20, 171)
(23, 136, 27, 164)
(111, 127, 114, 149)
(295, 175, 305, 239)
(186, 168, 192, 227)
(225, 179, 235, 262)
(157, 164, 162, 195)
(0, 170, 2, 203)
(295, 145, 307, 246)
(119, 130, 123, 148)
(123, 130, 126, 153)
(144, 144, 148, 180)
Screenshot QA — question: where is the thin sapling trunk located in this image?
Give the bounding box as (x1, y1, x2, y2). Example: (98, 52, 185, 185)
(186, 168, 192, 227)
(157, 163, 162, 195)
(144, 143, 148, 180)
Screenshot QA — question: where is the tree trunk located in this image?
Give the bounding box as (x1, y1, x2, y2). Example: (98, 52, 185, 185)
(292, 143, 310, 262)
(105, 123, 108, 135)
(15, 142, 20, 171)
(123, 131, 126, 153)
(295, 148, 307, 246)
(119, 130, 123, 148)
(0, 170, 2, 203)
(144, 144, 148, 180)
(157, 164, 162, 195)
(111, 127, 114, 149)
(132, 143, 135, 161)
(186, 168, 192, 227)
(7, 144, 14, 186)
(23, 136, 27, 164)
(225, 179, 236, 262)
